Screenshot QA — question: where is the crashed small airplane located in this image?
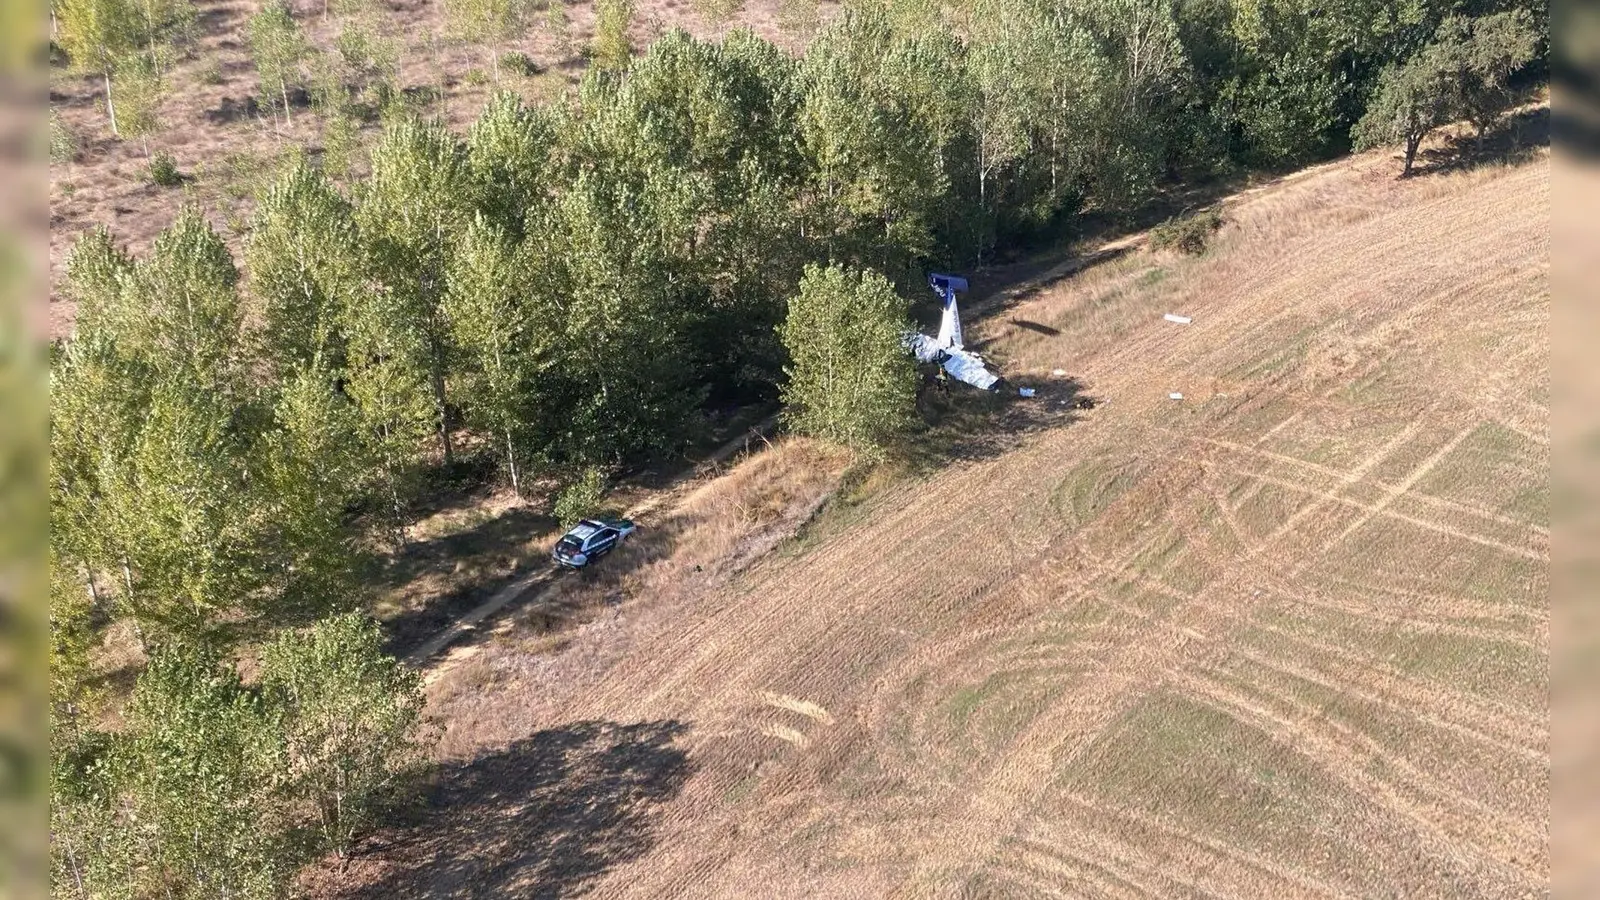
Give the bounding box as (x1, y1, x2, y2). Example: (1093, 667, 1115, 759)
(906, 273, 1001, 391)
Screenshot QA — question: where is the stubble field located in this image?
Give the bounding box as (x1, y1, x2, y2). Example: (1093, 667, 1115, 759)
(315, 144, 1550, 898)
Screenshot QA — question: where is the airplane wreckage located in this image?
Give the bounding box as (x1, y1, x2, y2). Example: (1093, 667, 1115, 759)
(907, 273, 1002, 391)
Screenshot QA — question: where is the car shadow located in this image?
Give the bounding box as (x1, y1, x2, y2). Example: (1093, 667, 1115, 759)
(311, 719, 694, 900)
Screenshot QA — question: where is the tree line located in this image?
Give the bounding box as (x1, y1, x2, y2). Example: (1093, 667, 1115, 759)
(50, 0, 1544, 895)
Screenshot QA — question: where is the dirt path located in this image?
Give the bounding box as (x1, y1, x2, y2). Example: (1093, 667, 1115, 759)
(402, 413, 781, 669)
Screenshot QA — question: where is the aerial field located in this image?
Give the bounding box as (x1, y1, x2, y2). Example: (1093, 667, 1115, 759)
(321, 147, 1549, 898)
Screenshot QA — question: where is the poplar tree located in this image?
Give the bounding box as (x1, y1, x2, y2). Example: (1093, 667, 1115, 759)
(339, 280, 436, 542)
(116, 648, 283, 900)
(249, 0, 308, 126)
(443, 0, 532, 80)
(256, 365, 373, 619)
(110, 50, 162, 155)
(445, 216, 544, 494)
(355, 117, 474, 465)
(779, 264, 916, 456)
(246, 159, 363, 377)
(544, 0, 571, 60)
(258, 613, 425, 855)
(466, 89, 555, 235)
(56, 0, 139, 135)
(591, 0, 633, 70)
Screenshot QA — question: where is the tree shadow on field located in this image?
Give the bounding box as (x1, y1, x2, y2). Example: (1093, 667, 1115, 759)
(1414, 105, 1549, 176)
(900, 375, 1093, 474)
(319, 720, 693, 900)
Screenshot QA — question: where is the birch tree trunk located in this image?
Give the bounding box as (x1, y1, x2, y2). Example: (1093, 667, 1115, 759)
(104, 71, 120, 136)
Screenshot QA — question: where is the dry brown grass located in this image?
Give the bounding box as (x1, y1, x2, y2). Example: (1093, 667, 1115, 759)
(311, 141, 1548, 899)
(424, 436, 852, 760)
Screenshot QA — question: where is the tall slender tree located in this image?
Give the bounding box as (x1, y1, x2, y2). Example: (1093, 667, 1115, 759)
(258, 613, 425, 855)
(246, 159, 363, 377)
(110, 50, 163, 156)
(779, 263, 916, 456)
(56, 0, 139, 135)
(249, 0, 308, 126)
(591, 0, 634, 70)
(355, 117, 474, 465)
(442, 0, 532, 80)
(445, 215, 544, 494)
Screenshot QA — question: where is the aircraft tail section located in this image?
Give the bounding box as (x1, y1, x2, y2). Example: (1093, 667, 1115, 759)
(928, 273, 968, 350)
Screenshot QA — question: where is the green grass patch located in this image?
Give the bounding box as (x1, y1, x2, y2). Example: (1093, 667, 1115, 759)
(1057, 692, 1490, 894)
(1050, 458, 1144, 529)
(1243, 602, 1544, 709)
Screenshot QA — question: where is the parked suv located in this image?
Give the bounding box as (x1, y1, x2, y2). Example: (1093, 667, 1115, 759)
(551, 518, 637, 569)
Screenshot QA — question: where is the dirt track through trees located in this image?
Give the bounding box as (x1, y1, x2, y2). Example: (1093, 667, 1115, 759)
(328, 150, 1549, 899)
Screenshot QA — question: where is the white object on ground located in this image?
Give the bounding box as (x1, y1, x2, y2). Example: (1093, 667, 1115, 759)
(904, 280, 1001, 390)
(1052, 368, 1067, 376)
(941, 348, 1000, 390)
(1169, 392, 1184, 400)
(1164, 313, 1193, 324)
(1018, 387, 1036, 398)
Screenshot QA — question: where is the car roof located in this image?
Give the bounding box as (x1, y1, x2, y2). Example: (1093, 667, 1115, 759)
(568, 521, 606, 539)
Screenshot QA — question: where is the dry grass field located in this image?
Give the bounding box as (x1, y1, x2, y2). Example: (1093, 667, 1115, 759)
(301, 140, 1549, 898)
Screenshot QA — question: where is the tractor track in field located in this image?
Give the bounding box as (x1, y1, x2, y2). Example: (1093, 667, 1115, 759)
(319, 149, 1549, 900)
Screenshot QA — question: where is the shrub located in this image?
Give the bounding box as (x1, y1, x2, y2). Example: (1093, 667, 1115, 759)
(500, 50, 540, 76)
(555, 467, 607, 528)
(148, 151, 182, 187)
(465, 67, 490, 86)
(49, 110, 76, 165)
(197, 56, 225, 85)
(692, 0, 740, 23)
(1149, 208, 1223, 255)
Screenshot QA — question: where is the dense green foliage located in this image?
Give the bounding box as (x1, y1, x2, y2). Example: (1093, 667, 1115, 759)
(1149, 208, 1224, 254)
(51, 0, 1544, 893)
(1354, 9, 1539, 173)
(780, 264, 917, 454)
(51, 616, 423, 899)
(555, 467, 609, 528)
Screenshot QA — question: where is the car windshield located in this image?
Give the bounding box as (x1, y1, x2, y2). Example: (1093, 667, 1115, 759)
(557, 537, 584, 554)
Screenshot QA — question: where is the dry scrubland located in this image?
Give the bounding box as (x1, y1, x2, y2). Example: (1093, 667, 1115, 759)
(307, 144, 1549, 898)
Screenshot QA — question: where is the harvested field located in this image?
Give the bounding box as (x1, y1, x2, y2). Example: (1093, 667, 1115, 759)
(316, 147, 1549, 898)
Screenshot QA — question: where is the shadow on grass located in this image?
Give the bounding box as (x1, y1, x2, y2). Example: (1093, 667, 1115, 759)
(899, 375, 1093, 474)
(1008, 318, 1062, 337)
(377, 505, 560, 659)
(1415, 105, 1549, 177)
(318, 720, 693, 900)
(379, 407, 779, 662)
